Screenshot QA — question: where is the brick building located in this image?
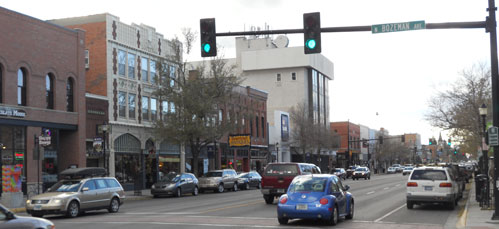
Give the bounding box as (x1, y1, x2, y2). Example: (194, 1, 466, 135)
(330, 121, 361, 168)
(0, 7, 86, 197)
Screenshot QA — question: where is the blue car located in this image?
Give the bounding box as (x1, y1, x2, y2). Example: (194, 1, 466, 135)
(277, 174, 354, 225)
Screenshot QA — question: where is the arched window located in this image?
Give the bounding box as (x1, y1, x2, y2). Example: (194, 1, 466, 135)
(66, 78, 74, 112)
(17, 68, 26, 106)
(46, 74, 54, 109)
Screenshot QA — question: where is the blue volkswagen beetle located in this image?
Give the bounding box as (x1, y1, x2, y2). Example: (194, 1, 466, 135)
(277, 174, 354, 225)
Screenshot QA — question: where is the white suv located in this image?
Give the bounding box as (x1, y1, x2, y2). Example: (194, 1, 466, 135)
(406, 166, 459, 209)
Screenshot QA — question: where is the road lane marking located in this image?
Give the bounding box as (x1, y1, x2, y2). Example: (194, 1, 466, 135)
(383, 187, 389, 190)
(187, 215, 273, 220)
(57, 221, 319, 228)
(366, 191, 375, 195)
(122, 212, 201, 215)
(395, 184, 401, 187)
(199, 200, 263, 213)
(374, 203, 406, 223)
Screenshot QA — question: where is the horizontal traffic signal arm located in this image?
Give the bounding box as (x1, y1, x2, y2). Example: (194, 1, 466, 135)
(348, 135, 404, 143)
(214, 21, 486, 37)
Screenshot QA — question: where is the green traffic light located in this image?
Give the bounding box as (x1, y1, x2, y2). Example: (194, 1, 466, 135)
(203, 43, 211, 53)
(306, 39, 316, 49)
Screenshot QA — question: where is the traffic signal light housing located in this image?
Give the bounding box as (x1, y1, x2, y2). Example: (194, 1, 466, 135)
(303, 12, 321, 54)
(200, 18, 217, 57)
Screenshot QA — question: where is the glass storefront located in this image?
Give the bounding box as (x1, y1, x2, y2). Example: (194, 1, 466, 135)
(114, 133, 141, 190)
(158, 141, 180, 178)
(0, 125, 26, 195)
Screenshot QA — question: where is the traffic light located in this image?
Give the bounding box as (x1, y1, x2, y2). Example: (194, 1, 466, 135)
(200, 18, 217, 57)
(429, 138, 433, 145)
(454, 149, 457, 155)
(448, 138, 451, 146)
(379, 136, 384, 144)
(401, 135, 405, 143)
(303, 12, 321, 54)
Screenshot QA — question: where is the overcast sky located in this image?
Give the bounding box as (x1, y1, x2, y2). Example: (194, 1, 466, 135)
(2, 0, 492, 145)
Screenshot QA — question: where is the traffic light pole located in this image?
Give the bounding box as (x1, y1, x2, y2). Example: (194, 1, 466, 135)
(487, 0, 499, 220)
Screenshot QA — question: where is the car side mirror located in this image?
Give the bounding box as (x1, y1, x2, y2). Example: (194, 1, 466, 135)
(82, 187, 89, 192)
(344, 185, 350, 191)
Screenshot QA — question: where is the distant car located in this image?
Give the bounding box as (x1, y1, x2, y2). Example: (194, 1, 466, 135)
(198, 169, 238, 193)
(402, 167, 414, 176)
(236, 171, 262, 190)
(406, 166, 460, 209)
(0, 204, 54, 229)
(26, 167, 125, 218)
(151, 173, 198, 197)
(352, 167, 370, 180)
(346, 166, 358, 178)
(261, 163, 321, 204)
(387, 167, 397, 174)
(331, 168, 346, 180)
(277, 174, 354, 225)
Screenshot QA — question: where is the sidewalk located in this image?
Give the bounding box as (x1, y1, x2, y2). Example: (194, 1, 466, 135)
(461, 180, 499, 228)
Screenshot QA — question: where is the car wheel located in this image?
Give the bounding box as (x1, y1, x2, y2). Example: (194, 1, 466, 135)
(264, 195, 274, 204)
(31, 212, 44, 218)
(175, 188, 182, 197)
(407, 200, 414, 209)
(368, 176, 371, 180)
(217, 184, 224, 193)
(278, 217, 288, 225)
(329, 205, 339, 225)
(193, 186, 199, 196)
(245, 183, 250, 190)
(66, 200, 80, 218)
(108, 197, 120, 213)
(364, 177, 367, 180)
(153, 194, 159, 198)
(346, 200, 354, 219)
(233, 183, 238, 192)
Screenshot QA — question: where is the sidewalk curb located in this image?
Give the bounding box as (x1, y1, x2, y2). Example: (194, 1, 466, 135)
(456, 182, 472, 228)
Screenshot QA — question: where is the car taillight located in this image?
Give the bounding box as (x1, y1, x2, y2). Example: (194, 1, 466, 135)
(320, 198, 328, 205)
(407, 182, 418, 187)
(440, 182, 452, 188)
(280, 197, 288, 204)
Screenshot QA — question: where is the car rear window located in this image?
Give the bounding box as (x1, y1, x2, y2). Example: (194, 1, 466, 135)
(265, 164, 298, 176)
(410, 170, 447, 180)
(288, 177, 327, 192)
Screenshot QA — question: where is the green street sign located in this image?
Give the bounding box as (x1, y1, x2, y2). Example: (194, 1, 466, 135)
(372, 20, 426, 34)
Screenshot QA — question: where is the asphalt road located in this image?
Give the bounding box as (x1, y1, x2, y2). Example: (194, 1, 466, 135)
(34, 173, 467, 229)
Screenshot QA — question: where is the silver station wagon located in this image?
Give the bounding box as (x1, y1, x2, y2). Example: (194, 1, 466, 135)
(26, 167, 125, 218)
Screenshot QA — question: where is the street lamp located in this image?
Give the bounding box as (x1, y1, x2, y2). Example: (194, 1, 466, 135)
(479, 103, 489, 207)
(100, 123, 109, 175)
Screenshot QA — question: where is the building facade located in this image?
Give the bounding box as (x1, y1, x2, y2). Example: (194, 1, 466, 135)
(50, 14, 178, 190)
(330, 121, 361, 168)
(0, 7, 86, 197)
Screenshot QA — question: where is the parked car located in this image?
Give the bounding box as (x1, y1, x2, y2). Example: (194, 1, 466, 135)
(331, 168, 346, 180)
(0, 204, 54, 229)
(277, 174, 354, 225)
(236, 171, 262, 190)
(352, 167, 370, 180)
(26, 167, 125, 218)
(402, 167, 414, 176)
(387, 167, 397, 174)
(392, 164, 403, 173)
(346, 165, 358, 178)
(406, 166, 460, 209)
(151, 172, 198, 197)
(198, 169, 238, 193)
(261, 163, 321, 204)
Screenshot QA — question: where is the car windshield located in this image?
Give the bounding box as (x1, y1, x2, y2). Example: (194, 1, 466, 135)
(410, 170, 447, 180)
(355, 167, 367, 171)
(288, 177, 327, 192)
(161, 173, 181, 182)
(49, 180, 82, 192)
(264, 164, 298, 176)
(237, 173, 249, 178)
(205, 171, 223, 177)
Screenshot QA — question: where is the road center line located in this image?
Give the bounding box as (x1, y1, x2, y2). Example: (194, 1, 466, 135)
(366, 191, 375, 195)
(199, 200, 262, 213)
(383, 187, 389, 190)
(374, 203, 406, 223)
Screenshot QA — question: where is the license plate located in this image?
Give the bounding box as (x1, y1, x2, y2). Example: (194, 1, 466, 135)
(34, 205, 42, 211)
(277, 189, 285, 193)
(424, 186, 433, 191)
(296, 204, 308, 210)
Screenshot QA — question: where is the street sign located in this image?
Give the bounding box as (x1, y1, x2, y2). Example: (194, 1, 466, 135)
(372, 20, 426, 34)
(488, 126, 499, 146)
(38, 136, 51, 147)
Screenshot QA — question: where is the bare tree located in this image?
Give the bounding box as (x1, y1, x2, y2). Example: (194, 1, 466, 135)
(153, 29, 241, 176)
(425, 63, 491, 157)
(289, 102, 314, 162)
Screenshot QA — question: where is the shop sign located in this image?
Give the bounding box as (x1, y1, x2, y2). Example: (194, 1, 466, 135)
(93, 137, 103, 153)
(15, 152, 24, 160)
(0, 106, 26, 118)
(229, 135, 251, 147)
(39, 136, 51, 146)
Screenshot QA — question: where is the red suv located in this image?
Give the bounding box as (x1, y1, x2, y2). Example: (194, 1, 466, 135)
(260, 162, 321, 204)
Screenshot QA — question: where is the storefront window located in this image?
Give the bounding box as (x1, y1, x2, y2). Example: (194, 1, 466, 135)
(42, 128, 58, 185)
(115, 154, 139, 184)
(0, 126, 26, 194)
